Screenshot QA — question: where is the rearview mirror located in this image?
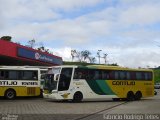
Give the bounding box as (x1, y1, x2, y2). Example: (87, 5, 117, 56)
(54, 74, 60, 81)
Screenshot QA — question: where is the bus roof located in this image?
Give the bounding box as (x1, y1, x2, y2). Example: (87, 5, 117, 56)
(48, 65, 152, 72)
(86, 65, 153, 72)
(0, 66, 40, 70)
(0, 66, 49, 69)
(49, 65, 78, 68)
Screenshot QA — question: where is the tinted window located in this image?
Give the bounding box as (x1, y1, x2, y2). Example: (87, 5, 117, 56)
(126, 72, 130, 79)
(0, 71, 5, 79)
(20, 71, 38, 80)
(0, 70, 38, 80)
(102, 70, 109, 79)
(147, 72, 153, 80)
(58, 68, 73, 91)
(130, 72, 136, 80)
(119, 71, 126, 80)
(109, 71, 115, 80)
(9, 71, 18, 79)
(74, 68, 87, 79)
(94, 70, 101, 80)
(73, 68, 153, 81)
(136, 72, 142, 80)
(114, 71, 119, 80)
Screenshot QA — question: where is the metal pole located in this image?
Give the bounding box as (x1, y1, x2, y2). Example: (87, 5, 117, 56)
(97, 50, 102, 64)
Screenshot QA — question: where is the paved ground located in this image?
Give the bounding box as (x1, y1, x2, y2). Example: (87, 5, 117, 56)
(0, 89, 160, 120)
(80, 89, 160, 120)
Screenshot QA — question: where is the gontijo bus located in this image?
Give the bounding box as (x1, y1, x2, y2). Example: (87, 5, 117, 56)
(0, 66, 41, 99)
(43, 65, 154, 102)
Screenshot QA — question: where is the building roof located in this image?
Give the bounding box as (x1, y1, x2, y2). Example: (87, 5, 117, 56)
(0, 39, 63, 66)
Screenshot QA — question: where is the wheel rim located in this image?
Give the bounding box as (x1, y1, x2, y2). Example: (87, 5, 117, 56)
(74, 93, 82, 102)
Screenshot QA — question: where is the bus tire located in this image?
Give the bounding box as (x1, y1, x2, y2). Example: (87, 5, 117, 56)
(135, 91, 142, 100)
(127, 91, 135, 101)
(5, 89, 16, 100)
(73, 92, 83, 102)
(112, 98, 120, 101)
(39, 89, 43, 98)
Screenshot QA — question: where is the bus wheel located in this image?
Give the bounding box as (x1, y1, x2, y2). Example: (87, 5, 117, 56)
(5, 89, 16, 100)
(112, 98, 120, 101)
(127, 91, 135, 101)
(73, 92, 83, 102)
(135, 91, 142, 100)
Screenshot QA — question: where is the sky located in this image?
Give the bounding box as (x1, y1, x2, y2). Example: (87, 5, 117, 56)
(0, 0, 160, 68)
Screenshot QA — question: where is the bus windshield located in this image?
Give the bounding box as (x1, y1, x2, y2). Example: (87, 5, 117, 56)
(43, 67, 61, 91)
(43, 67, 73, 92)
(44, 74, 57, 91)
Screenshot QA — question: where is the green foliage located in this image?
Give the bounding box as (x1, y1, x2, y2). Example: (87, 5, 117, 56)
(71, 49, 96, 63)
(109, 63, 118, 66)
(0, 36, 12, 41)
(63, 61, 94, 66)
(63, 61, 119, 66)
(153, 69, 160, 83)
(27, 39, 35, 48)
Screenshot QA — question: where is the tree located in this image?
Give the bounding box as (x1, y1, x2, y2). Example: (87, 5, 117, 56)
(81, 50, 91, 62)
(27, 39, 35, 48)
(110, 63, 118, 66)
(89, 57, 96, 63)
(71, 49, 95, 63)
(70, 50, 82, 62)
(37, 46, 45, 52)
(71, 50, 77, 61)
(103, 53, 108, 64)
(0, 36, 12, 41)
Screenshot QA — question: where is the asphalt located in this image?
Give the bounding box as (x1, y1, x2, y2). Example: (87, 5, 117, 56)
(0, 89, 160, 120)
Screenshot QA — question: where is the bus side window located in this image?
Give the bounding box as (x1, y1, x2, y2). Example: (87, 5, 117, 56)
(147, 72, 152, 81)
(83, 70, 89, 79)
(32, 71, 38, 80)
(126, 72, 130, 80)
(93, 70, 99, 80)
(119, 71, 126, 80)
(109, 71, 115, 80)
(136, 72, 142, 80)
(74, 68, 83, 79)
(88, 69, 94, 80)
(114, 71, 119, 80)
(0, 70, 4, 79)
(131, 72, 136, 80)
(141, 72, 145, 80)
(102, 71, 109, 80)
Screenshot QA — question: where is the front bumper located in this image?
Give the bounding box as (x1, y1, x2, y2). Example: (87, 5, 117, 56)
(43, 93, 57, 99)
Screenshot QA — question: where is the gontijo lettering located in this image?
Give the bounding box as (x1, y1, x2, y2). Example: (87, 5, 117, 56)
(0, 81, 17, 86)
(112, 81, 135, 85)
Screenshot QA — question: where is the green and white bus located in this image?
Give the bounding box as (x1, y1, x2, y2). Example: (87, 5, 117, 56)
(43, 65, 154, 102)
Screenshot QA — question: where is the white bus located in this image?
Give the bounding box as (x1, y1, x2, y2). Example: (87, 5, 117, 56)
(0, 66, 42, 99)
(43, 65, 154, 102)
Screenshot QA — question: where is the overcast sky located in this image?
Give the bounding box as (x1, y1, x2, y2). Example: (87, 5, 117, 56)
(0, 0, 160, 68)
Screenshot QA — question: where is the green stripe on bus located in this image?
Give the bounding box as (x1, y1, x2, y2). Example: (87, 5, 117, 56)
(96, 80, 115, 95)
(86, 80, 106, 95)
